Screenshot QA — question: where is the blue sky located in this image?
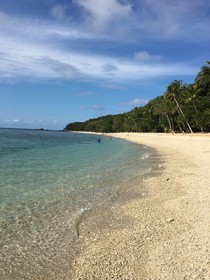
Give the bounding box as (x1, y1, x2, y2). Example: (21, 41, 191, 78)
(0, 0, 210, 130)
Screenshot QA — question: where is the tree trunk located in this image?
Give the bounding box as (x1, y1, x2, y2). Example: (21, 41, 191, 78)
(174, 97, 193, 133)
(192, 101, 204, 132)
(165, 113, 174, 133)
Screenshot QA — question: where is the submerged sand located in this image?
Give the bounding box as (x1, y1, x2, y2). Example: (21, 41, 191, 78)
(71, 133, 210, 279)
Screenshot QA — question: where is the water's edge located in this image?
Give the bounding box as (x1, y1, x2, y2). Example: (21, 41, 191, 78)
(69, 140, 164, 277)
(0, 130, 163, 279)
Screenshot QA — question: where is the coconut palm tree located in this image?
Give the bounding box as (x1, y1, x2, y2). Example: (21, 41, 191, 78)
(184, 83, 204, 112)
(195, 61, 210, 92)
(183, 84, 204, 132)
(162, 98, 176, 133)
(164, 80, 193, 133)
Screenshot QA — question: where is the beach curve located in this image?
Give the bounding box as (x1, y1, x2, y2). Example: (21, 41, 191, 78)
(71, 133, 210, 279)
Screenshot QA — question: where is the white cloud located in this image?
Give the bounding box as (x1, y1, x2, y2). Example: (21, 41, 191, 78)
(76, 0, 132, 30)
(3, 118, 21, 125)
(71, 0, 210, 41)
(92, 105, 104, 110)
(122, 99, 149, 106)
(0, 117, 61, 129)
(0, 38, 197, 82)
(80, 106, 88, 110)
(50, 4, 68, 20)
(13, 118, 20, 123)
(79, 105, 104, 110)
(134, 51, 162, 62)
(130, 99, 149, 106)
(135, 0, 210, 40)
(47, 27, 110, 41)
(0, 9, 202, 83)
(1, 1, 210, 45)
(102, 64, 118, 73)
(40, 58, 81, 80)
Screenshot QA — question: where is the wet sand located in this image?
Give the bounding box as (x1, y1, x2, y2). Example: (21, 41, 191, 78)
(71, 133, 210, 279)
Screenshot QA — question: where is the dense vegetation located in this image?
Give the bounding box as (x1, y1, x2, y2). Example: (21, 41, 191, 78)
(65, 61, 210, 133)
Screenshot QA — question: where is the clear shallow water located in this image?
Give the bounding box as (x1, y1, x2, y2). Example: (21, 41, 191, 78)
(0, 128, 155, 279)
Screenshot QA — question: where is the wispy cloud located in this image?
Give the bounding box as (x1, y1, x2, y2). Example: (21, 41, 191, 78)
(0, 33, 197, 82)
(0, 1, 208, 83)
(0, 0, 209, 130)
(102, 64, 118, 73)
(40, 58, 81, 80)
(12, 118, 20, 123)
(122, 99, 149, 106)
(50, 4, 68, 20)
(76, 0, 132, 31)
(1, 119, 21, 127)
(92, 105, 104, 110)
(1, 117, 60, 129)
(134, 51, 163, 62)
(76, 91, 96, 96)
(79, 106, 88, 110)
(74, 0, 210, 41)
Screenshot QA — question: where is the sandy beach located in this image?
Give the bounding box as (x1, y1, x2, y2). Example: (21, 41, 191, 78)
(71, 133, 210, 279)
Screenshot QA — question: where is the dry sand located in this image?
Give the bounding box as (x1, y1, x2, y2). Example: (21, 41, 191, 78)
(71, 133, 210, 279)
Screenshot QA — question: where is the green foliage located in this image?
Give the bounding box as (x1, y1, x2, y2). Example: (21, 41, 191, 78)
(64, 61, 210, 133)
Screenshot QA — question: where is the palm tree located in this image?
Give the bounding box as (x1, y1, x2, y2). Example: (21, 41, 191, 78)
(183, 84, 204, 132)
(184, 84, 198, 111)
(195, 61, 210, 92)
(164, 80, 193, 133)
(162, 98, 176, 133)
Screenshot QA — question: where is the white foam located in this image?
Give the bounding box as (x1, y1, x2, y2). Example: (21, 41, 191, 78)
(141, 153, 151, 160)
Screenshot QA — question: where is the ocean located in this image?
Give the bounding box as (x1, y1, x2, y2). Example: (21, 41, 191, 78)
(0, 128, 156, 279)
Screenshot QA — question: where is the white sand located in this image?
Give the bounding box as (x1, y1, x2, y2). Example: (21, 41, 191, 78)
(71, 133, 210, 279)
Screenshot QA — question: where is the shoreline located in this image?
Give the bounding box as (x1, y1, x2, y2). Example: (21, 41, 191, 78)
(71, 133, 210, 279)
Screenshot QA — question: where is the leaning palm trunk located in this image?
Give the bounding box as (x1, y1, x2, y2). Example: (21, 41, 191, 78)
(192, 101, 204, 132)
(173, 97, 193, 133)
(165, 113, 174, 133)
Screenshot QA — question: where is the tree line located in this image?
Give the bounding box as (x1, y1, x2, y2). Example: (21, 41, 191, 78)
(64, 61, 210, 133)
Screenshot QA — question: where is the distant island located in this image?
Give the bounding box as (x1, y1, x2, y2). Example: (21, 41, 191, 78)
(65, 61, 210, 134)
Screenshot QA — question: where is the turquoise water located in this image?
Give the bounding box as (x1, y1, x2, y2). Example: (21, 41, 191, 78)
(0, 128, 155, 279)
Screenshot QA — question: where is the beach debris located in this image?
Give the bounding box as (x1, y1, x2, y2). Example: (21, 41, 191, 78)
(166, 217, 175, 223)
(166, 178, 170, 181)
